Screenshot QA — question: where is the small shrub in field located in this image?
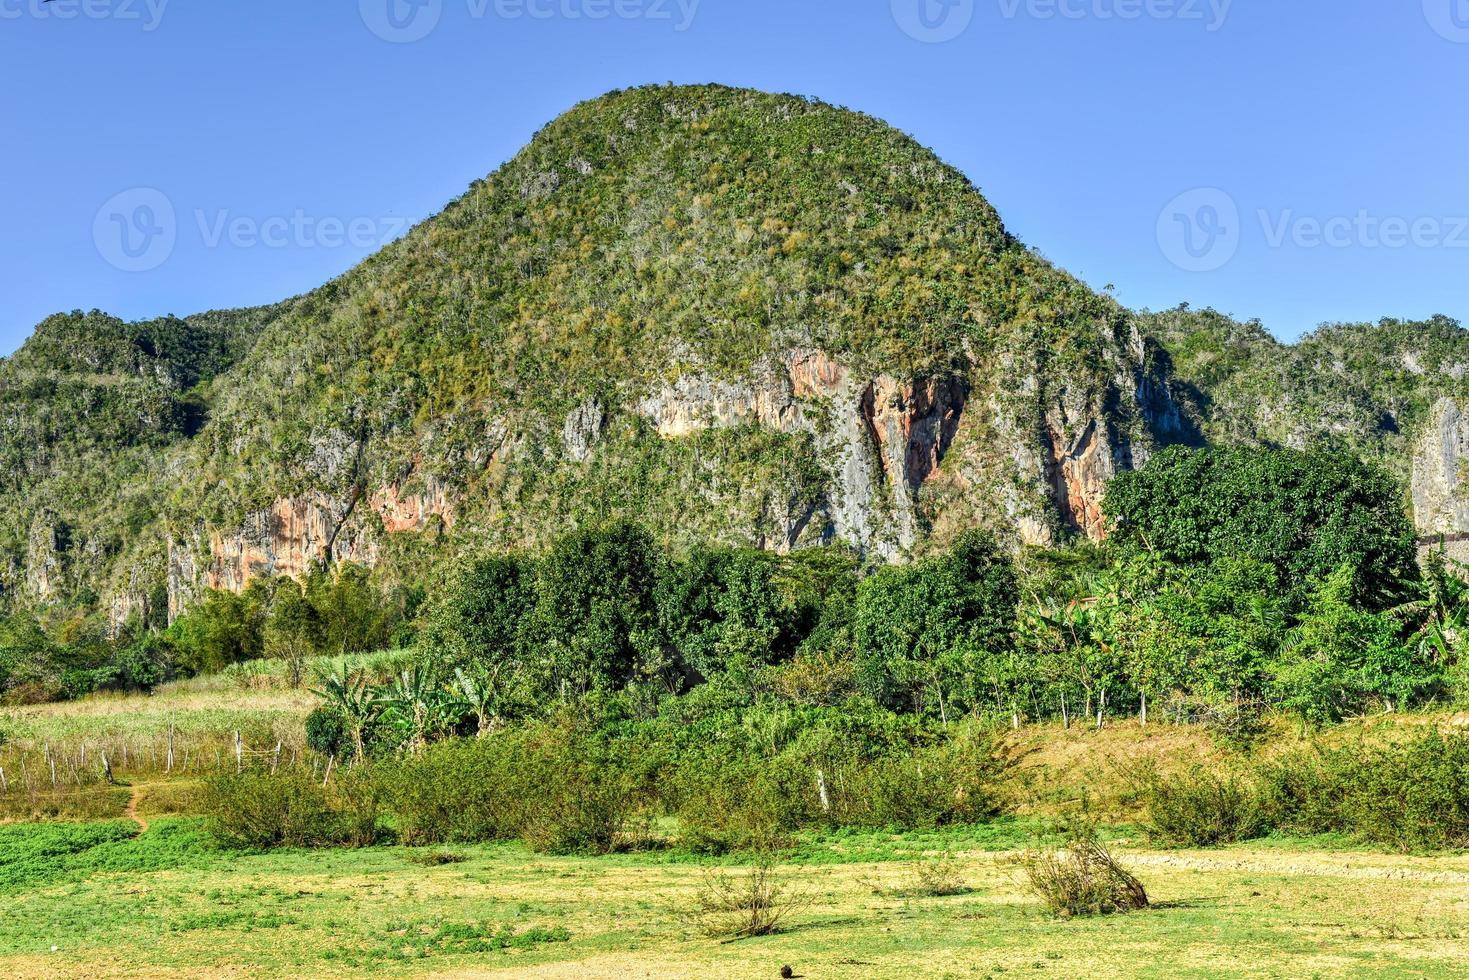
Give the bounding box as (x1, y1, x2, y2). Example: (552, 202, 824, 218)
(1137, 764, 1269, 847)
(689, 858, 810, 938)
(404, 849, 467, 866)
(867, 852, 970, 898)
(1015, 823, 1149, 918)
(909, 852, 970, 896)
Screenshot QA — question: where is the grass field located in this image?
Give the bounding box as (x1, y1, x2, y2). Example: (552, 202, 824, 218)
(2, 817, 1468, 979)
(6, 678, 1469, 978)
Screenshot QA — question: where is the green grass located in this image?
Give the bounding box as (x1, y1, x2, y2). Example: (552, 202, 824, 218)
(2, 818, 1467, 978)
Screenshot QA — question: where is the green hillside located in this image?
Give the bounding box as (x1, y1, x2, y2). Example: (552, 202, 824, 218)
(3, 83, 1467, 643)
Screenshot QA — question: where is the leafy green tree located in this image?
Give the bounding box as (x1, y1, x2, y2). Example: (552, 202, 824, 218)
(1270, 566, 1433, 725)
(533, 522, 665, 696)
(170, 589, 267, 674)
(656, 547, 799, 683)
(99, 632, 178, 692)
(263, 581, 320, 688)
(0, 613, 62, 702)
(423, 555, 537, 670)
(306, 564, 396, 656)
(1106, 555, 1285, 709)
(853, 532, 1017, 721)
(1105, 446, 1417, 610)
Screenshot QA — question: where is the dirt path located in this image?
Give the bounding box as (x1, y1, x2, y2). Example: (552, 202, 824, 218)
(1121, 851, 1469, 885)
(124, 784, 148, 835)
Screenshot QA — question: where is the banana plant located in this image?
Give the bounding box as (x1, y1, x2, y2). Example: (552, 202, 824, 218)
(380, 663, 461, 755)
(454, 664, 503, 738)
(310, 664, 380, 763)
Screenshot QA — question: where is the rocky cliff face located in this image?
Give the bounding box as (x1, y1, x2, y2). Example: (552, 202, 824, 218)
(166, 477, 454, 619)
(630, 338, 1180, 558)
(1413, 398, 1469, 537)
(635, 349, 968, 557)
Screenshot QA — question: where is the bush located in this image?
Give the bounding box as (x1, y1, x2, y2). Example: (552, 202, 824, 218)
(1136, 764, 1269, 847)
(665, 714, 1007, 852)
(387, 720, 638, 854)
(688, 858, 809, 938)
(387, 739, 516, 845)
(868, 852, 970, 898)
(200, 770, 338, 849)
(1263, 732, 1469, 851)
(199, 768, 383, 849)
(1016, 822, 1149, 918)
(305, 706, 347, 758)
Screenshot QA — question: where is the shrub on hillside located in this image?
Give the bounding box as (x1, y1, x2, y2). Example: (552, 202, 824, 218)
(1263, 732, 1469, 851)
(1135, 763, 1268, 847)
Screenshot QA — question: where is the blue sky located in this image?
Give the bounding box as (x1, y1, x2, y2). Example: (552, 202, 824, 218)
(1, 0, 1466, 355)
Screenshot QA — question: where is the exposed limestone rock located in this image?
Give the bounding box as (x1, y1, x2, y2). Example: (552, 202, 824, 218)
(562, 398, 605, 462)
(167, 476, 455, 620)
(107, 558, 159, 635)
(636, 349, 965, 558)
(1412, 398, 1469, 535)
(25, 515, 62, 600)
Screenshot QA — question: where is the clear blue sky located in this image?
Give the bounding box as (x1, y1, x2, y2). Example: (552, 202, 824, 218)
(2, 0, 1466, 355)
